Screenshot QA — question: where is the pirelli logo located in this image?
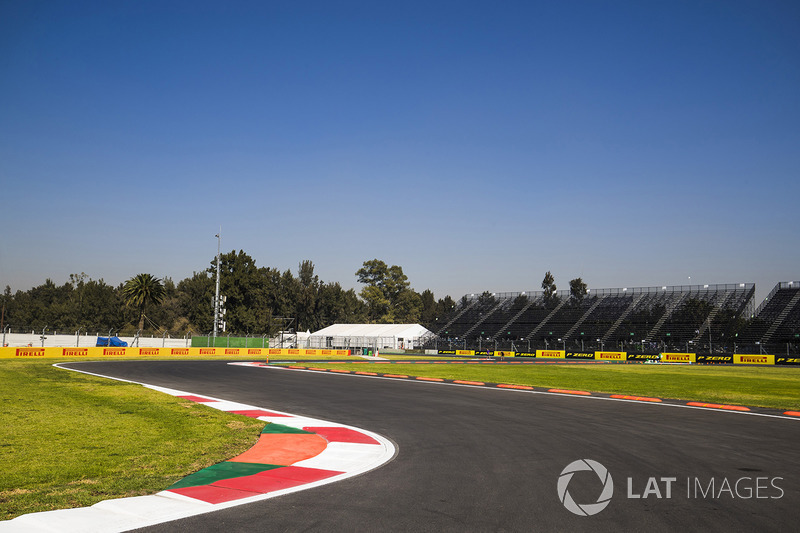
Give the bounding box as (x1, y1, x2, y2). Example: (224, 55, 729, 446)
(16, 348, 46, 357)
(596, 351, 626, 361)
(225, 348, 240, 355)
(662, 353, 696, 363)
(199, 348, 216, 355)
(269, 349, 281, 354)
(171, 348, 189, 355)
(537, 350, 566, 359)
(321, 350, 333, 355)
(103, 348, 126, 356)
(62, 348, 88, 356)
(139, 348, 159, 355)
(734, 354, 775, 365)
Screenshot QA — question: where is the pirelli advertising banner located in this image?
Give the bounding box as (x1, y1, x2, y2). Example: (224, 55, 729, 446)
(776, 356, 800, 366)
(437, 349, 457, 355)
(494, 351, 515, 357)
(626, 353, 661, 362)
(733, 354, 775, 365)
(595, 351, 627, 362)
(696, 354, 734, 364)
(536, 349, 566, 359)
(566, 352, 595, 360)
(456, 350, 475, 356)
(266, 348, 351, 357)
(515, 351, 536, 358)
(0, 347, 272, 359)
(661, 352, 696, 364)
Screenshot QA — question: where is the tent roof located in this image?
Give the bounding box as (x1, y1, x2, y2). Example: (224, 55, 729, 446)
(310, 323, 432, 338)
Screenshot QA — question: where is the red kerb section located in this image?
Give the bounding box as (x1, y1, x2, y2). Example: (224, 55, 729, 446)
(548, 389, 591, 396)
(610, 395, 662, 403)
(230, 409, 291, 418)
(303, 426, 380, 445)
(686, 402, 750, 412)
(177, 395, 214, 403)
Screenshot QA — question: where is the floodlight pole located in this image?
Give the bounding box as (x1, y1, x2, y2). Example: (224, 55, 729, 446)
(213, 228, 221, 340)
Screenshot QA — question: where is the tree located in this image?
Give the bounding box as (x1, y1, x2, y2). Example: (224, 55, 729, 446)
(122, 273, 165, 332)
(214, 250, 271, 334)
(177, 271, 214, 333)
(569, 278, 588, 304)
(419, 289, 439, 329)
(296, 260, 321, 331)
(356, 259, 418, 323)
(542, 271, 557, 304)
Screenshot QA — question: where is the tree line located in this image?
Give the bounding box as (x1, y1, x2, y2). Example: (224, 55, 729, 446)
(0, 253, 457, 337)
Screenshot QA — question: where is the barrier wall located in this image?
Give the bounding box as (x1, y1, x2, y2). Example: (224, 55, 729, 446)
(696, 354, 733, 364)
(0, 347, 272, 359)
(566, 352, 595, 360)
(596, 351, 627, 361)
(430, 349, 785, 365)
(627, 353, 661, 362)
(733, 354, 775, 365)
(267, 348, 351, 357)
(536, 350, 566, 359)
(661, 353, 697, 363)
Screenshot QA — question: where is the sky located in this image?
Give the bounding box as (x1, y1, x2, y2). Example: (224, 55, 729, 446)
(1, 0, 798, 305)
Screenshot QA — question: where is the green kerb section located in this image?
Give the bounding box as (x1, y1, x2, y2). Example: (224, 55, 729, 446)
(261, 422, 315, 434)
(168, 461, 281, 489)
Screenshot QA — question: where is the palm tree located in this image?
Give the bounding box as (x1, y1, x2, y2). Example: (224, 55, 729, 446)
(123, 273, 165, 332)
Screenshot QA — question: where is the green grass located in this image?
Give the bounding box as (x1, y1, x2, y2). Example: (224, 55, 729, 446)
(0, 359, 264, 520)
(283, 362, 800, 411)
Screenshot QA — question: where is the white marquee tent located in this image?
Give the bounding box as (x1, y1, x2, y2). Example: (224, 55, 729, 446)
(306, 323, 432, 352)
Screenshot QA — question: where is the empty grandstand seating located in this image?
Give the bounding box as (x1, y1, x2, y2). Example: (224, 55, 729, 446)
(738, 282, 800, 350)
(429, 283, 761, 353)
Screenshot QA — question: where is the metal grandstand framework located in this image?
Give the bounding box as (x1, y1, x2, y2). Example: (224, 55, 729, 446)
(421, 283, 776, 354)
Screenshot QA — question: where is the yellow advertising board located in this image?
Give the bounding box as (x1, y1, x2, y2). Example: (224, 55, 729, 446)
(595, 351, 626, 361)
(266, 348, 351, 357)
(456, 350, 475, 356)
(536, 350, 566, 359)
(494, 351, 515, 357)
(661, 353, 696, 363)
(0, 346, 272, 359)
(733, 354, 775, 365)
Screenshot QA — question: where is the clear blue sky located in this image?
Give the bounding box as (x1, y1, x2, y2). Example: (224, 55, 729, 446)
(1, 0, 798, 305)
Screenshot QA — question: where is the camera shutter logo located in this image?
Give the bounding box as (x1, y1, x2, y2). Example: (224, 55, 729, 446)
(557, 459, 614, 516)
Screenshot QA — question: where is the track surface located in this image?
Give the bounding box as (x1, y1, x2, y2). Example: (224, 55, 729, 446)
(63, 361, 800, 532)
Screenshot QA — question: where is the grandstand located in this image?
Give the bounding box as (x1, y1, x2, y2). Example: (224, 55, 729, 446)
(737, 282, 800, 352)
(420, 282, 788, 354)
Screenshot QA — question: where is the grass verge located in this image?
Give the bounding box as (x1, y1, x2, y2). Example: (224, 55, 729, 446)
(0, 359, 264, 520)
(282, 362, 800, 411)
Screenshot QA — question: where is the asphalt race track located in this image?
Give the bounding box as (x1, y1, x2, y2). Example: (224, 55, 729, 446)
(63, 361, 800, 532)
